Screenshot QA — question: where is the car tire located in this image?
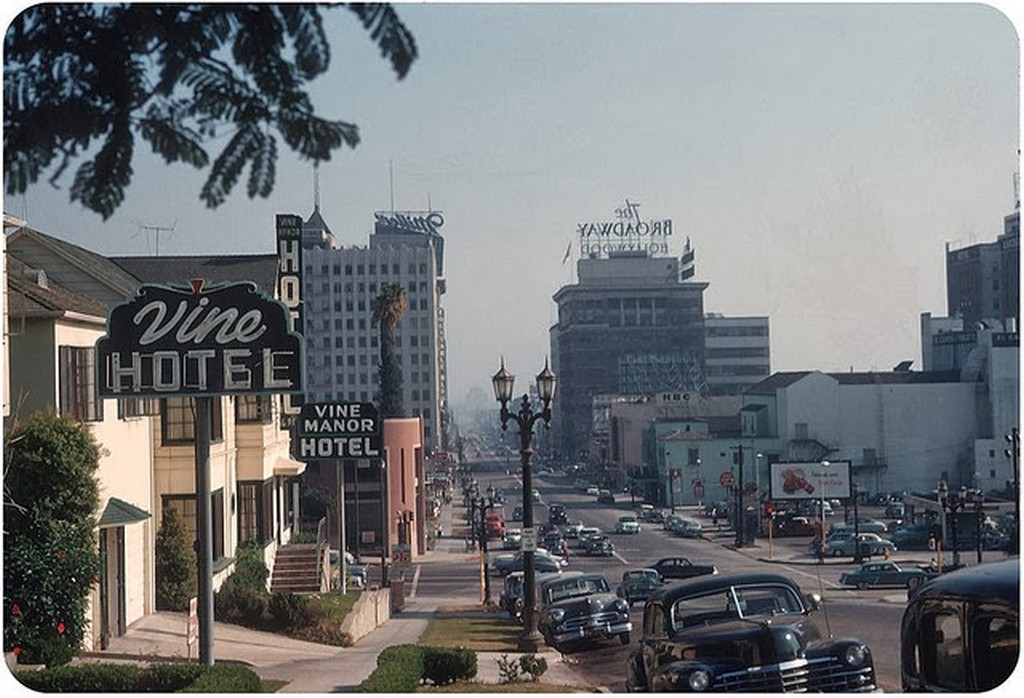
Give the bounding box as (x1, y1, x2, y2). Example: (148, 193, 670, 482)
(857, 581, 870, 590)
(832, 548, 843, 557)
(619, 632, 631, 645)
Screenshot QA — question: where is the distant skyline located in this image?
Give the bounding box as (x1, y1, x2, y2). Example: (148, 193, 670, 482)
(4, 2, 1021, 410)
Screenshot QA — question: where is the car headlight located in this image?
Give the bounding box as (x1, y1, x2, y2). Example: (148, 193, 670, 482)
(548, 608, 565, 622)
(688, 669, 711, 691)
(844, 643, 869, 667)
(614, 598, 629, 612)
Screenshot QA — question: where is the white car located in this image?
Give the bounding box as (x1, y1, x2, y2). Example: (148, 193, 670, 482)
(615, 515, 641, 534)
(586, 485, 600, 496)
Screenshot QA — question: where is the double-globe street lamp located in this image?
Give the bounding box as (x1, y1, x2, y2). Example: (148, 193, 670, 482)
(492, 358, 556, 653)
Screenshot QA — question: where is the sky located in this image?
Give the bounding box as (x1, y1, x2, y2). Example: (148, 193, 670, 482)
(3, 2, 1021, 412)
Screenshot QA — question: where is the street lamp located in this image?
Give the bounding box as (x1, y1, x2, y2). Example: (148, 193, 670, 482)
(938, 481, 983, 567)
(492, 358, 556, 653)
(477, 489, 496, 604)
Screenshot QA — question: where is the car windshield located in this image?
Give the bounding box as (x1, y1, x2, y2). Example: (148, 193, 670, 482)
(545, 576, 610, 602)
(671, 584, 805, 627)
(627, 571, 658, 582)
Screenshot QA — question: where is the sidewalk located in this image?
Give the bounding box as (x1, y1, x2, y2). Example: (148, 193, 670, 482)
(71, 500, 594, 692)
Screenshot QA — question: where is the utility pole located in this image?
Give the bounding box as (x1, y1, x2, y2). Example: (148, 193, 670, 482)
(734, 445, 745, 547)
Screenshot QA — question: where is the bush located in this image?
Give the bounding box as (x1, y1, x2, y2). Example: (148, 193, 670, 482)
(139, 663, 208, 691)
(155, 508, 198, 611)
(519, 653, 548, 682)
(358, 644, 424, 692)
(214, 581, 268, 627)
(422, 646, 477, 686)
(496, 654, 521, 684)
(231, 540, 270, 592)
(268, 591, 314, 629)
(181, 663, 262, 692)
(15, 663, 141, 692)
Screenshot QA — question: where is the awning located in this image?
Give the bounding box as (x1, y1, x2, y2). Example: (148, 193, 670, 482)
(274, 456, 306, 477)
(98, 497, 151, 528)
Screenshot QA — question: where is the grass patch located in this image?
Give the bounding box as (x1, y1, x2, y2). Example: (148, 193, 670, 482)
(419, 615, 521, 652)
(261, 678, 289, 692)
(307, 590, 360, 620)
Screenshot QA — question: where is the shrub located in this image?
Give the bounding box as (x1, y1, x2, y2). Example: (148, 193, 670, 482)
(358, 644, 424, 692)
(495, 653, 522, 684)
(422, 646, 477, 686)
(231, 540, 270, 592)
(155, 508, 198, 611)
(4, 413, 101, 664)
(214, 581, 268, 627)
(181, 663, 262, 692)
(139, 663, 208, 691)
(269, 591, 314, 629)
(519, 653, 548, 682)
(14, 663, 142, 692)
(289, 617, 353, 646)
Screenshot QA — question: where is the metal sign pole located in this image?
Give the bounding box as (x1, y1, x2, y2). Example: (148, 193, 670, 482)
(338, 459, 347, 595)
(194, 396, 215, 665)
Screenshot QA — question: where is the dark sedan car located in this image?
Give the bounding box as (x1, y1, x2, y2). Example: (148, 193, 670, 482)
(650, 556, 717, 580)
(626, 572, 877, 692)
(538, 571, 631, 649)
(617, 568, 664, 606)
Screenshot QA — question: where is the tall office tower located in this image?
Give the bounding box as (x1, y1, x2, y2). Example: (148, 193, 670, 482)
(703, 314, 771, 396)
(551, 250, 709, 461)
(300, 207, 447, 453)
(946, 207, 1020, 332)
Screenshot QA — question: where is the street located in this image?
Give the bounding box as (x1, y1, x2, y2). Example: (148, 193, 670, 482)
(417, 462, 1011, 692)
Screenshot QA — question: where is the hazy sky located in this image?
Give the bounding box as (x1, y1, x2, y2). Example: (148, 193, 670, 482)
(4, 2, 1021, 409)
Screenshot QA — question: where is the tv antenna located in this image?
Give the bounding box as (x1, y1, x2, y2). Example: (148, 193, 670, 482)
(132, 220, 176, 255)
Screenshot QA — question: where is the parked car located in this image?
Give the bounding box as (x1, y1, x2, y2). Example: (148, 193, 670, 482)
(774, 515, 818, 537)
(839, 560, 937, 589)
(584, 535, 615, 557)
(499, 571, 525, 618)
(837, 518, 889, 535)
(615, 515, 641, 534)
(829, 533, 897, 558)
(347, 563, 367, 589)
(901, 559, 1019, 692)
(563, 519, 584, 539)
(538, 571, 631, 649)
(885, 502, 906, 518)
(616, 568, 664, 606)
(484, 512, 506, 539)
(597, 489, 616, 504)
(586, 485, 600, 496)
(626, 572, 878, 692)
(650, 556, 718, 580)
(891, 522, 933, 550)
(510, 506, 523, 522)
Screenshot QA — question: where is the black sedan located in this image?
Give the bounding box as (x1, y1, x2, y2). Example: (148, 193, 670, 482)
(649, 556, 717, 580)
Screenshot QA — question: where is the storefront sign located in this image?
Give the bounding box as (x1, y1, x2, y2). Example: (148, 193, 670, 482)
(96, 280, 304, 396)
(276, 214, 304, 419)
(374, 210, 445, 236)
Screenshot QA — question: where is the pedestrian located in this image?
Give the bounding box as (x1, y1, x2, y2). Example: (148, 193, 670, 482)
(711, 507, 719, 530)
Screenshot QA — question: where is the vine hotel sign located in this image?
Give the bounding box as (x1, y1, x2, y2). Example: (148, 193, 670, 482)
(577, 199, 672, 257)
(95, 280, 304, 396)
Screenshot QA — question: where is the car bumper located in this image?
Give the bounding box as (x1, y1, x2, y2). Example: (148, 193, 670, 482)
(552, 618, 632, 644)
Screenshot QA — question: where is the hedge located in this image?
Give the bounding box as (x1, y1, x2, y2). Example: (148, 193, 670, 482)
(357, 644, 477, 692)
(12, 661, 259, 692)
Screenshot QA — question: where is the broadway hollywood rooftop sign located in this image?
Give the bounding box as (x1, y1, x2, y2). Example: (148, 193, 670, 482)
(95, 280, 304, 397)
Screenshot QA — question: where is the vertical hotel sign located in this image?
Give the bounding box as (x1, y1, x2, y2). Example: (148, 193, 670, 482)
(276, 214, 304, 419)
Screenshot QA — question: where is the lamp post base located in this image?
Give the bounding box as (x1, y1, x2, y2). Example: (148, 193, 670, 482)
(518, 630, 544, 654)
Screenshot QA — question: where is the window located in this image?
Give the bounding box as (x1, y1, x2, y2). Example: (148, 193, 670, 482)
(163, 490, 225, 560)
(237, 480, 273, 544)
(118, 397, 159, 419)
(921, 609, 965, 690)
(161, 397, 223, 444)
(236, 395, 273, 423)
(59, 346, 103, 421)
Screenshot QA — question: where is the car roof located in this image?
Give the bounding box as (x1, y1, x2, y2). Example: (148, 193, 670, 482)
(650, 572, 801, 603)
(911, 558, 1018, 603)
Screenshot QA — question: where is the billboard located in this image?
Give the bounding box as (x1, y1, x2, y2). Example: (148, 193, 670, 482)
(769, 461, 852, 501)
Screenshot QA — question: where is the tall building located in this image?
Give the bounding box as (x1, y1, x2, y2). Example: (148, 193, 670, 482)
(299, 207, 449, 453)
(945, 207, 1019, 331)
(551, 250, 709, 460)
(704, 314, 771, 395)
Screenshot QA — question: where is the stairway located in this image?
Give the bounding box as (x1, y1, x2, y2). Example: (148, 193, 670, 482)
(270, 544, 325, 594)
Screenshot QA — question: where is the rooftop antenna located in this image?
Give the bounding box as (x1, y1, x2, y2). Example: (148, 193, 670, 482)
(313, 164, 321, 212)
(132, 220, 176, 256)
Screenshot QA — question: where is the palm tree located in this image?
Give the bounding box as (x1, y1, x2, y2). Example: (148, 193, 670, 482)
(371, 282, 407, 418)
